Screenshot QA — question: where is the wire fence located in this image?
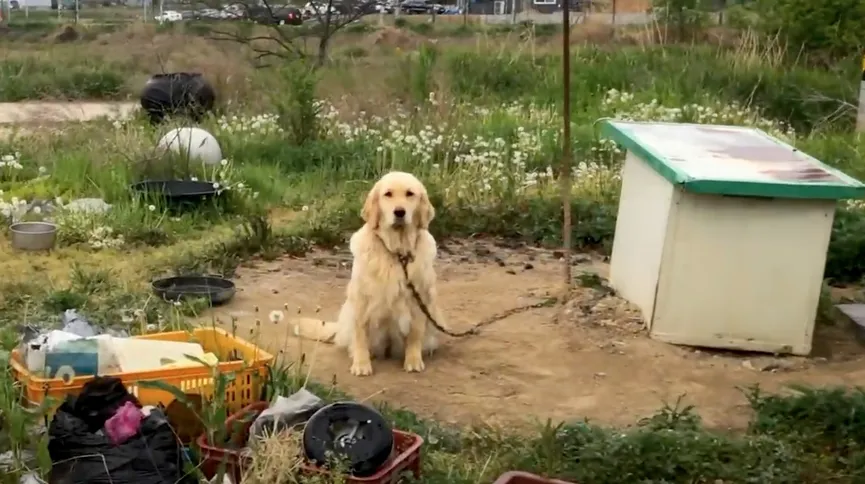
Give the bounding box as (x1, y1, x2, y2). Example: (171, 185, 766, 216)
(0, 0, 664, 26)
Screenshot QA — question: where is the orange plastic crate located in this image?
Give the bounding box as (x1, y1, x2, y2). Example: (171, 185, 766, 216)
(9, 327, 274, 417)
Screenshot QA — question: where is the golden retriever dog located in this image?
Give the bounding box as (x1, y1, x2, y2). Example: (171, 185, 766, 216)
(334, 171, 445, 376)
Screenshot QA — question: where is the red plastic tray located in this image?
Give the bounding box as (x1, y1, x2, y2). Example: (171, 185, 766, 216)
(197, 401, 423, 483)
(493, 471, 576, 484)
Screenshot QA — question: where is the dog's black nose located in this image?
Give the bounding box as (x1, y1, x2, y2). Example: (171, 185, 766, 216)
(394, 208, 406, 218)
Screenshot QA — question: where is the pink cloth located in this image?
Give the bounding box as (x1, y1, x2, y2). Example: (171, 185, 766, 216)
(104, 401, 143, 445)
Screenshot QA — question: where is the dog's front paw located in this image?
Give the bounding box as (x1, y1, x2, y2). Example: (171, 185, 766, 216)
(403, 353, 425, 373)
(350, 359, 373, 376)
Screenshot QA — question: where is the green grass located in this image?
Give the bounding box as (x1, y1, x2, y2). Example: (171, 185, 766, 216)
(184, 364, 865, 483)
(0, 23, 864, 484)
(0, 57, 127, 101)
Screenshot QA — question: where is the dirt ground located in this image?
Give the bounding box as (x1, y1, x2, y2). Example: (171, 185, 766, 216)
(209, 239, 865, 431)
(0, 102, 138, 138)
(0, 102, 137, 125)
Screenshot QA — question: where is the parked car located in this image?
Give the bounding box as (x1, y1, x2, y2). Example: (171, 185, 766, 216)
(354, 1, 389, 14)
(249, 5, 304, 25)
(194, 8, 222, 19)
(399, 0, 431, 13)
(220, 3, 247, 19)
(373, 1, 394, 13)
(303, 1, 339, 16)
(154, 10, 183, 22)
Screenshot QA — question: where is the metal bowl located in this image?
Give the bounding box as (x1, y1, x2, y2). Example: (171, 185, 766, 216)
(151, 275, 236, 305)
(10, 222, 57, 251)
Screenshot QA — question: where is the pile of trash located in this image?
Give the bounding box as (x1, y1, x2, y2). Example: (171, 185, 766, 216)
(20, 310, 218, 380)
(48, 376, 197, 484)
(200, 389, 400, 483)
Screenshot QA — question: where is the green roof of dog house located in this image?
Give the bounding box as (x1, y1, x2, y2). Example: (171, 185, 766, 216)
(599, 120, 865, 200)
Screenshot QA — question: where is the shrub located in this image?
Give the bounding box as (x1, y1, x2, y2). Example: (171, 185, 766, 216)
(652, 0, 710, 41)
(753, 0, 865, 60)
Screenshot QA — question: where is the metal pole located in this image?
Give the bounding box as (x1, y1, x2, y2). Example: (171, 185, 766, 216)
(858, 53, 865, 132)
(560, 0, 572, 292)
(510, 0, 515, 23)
(74, 0, 78, 24)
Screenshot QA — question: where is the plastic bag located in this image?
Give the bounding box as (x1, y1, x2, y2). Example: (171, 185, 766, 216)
(61, 310, 96, 338)
(103, 401, 143, 445)
(48, 391, 196, 484)
(249, 388, 325, 439)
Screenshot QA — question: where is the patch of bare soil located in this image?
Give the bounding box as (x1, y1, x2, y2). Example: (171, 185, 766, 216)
(0, 101, 139, 139)
(0, 102, 138, 125)
(212, 240, 865, 431)
(366, 27, 426, 50)
(54, 26, 80, 43)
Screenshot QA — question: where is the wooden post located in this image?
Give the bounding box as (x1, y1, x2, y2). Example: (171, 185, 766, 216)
(611, 0, 616, 28)
(858, 54, 865, 132)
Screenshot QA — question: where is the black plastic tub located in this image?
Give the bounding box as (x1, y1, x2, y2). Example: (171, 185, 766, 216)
(151, 275, 236, 305)
(140, 72, 216, 125)
(130, 180, 222, 209)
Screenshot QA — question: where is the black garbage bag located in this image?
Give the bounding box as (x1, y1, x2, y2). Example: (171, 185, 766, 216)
(48, 400, 196, 484)
(72, 376, 140, 432)
(140, 72, 216, 125)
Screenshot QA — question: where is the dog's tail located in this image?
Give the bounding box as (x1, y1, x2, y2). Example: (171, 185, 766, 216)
(289, 317, 338, 343)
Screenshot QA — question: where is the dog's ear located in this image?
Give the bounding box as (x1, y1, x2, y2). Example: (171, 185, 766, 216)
(415, 190, 435, 230)
(361, 182, 381, 228)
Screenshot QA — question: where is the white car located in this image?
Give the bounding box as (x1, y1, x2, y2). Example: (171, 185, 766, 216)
(154, 10, 183, 22)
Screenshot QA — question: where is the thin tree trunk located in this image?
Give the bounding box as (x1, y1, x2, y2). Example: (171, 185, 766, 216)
(316, 37, 328, 67)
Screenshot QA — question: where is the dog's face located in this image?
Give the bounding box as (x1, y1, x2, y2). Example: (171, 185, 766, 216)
(362, 171, 434, 230)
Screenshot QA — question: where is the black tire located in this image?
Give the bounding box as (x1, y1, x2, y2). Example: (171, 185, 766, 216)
(140, 72, 216, 126)
(302, 402, 394, 477)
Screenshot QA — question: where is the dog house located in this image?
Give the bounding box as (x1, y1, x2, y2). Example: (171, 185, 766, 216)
(601, 120, 865, 355)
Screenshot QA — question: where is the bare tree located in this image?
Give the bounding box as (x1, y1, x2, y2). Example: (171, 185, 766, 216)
(304, 0, 378, 66)
(186, 0, 379, 67)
